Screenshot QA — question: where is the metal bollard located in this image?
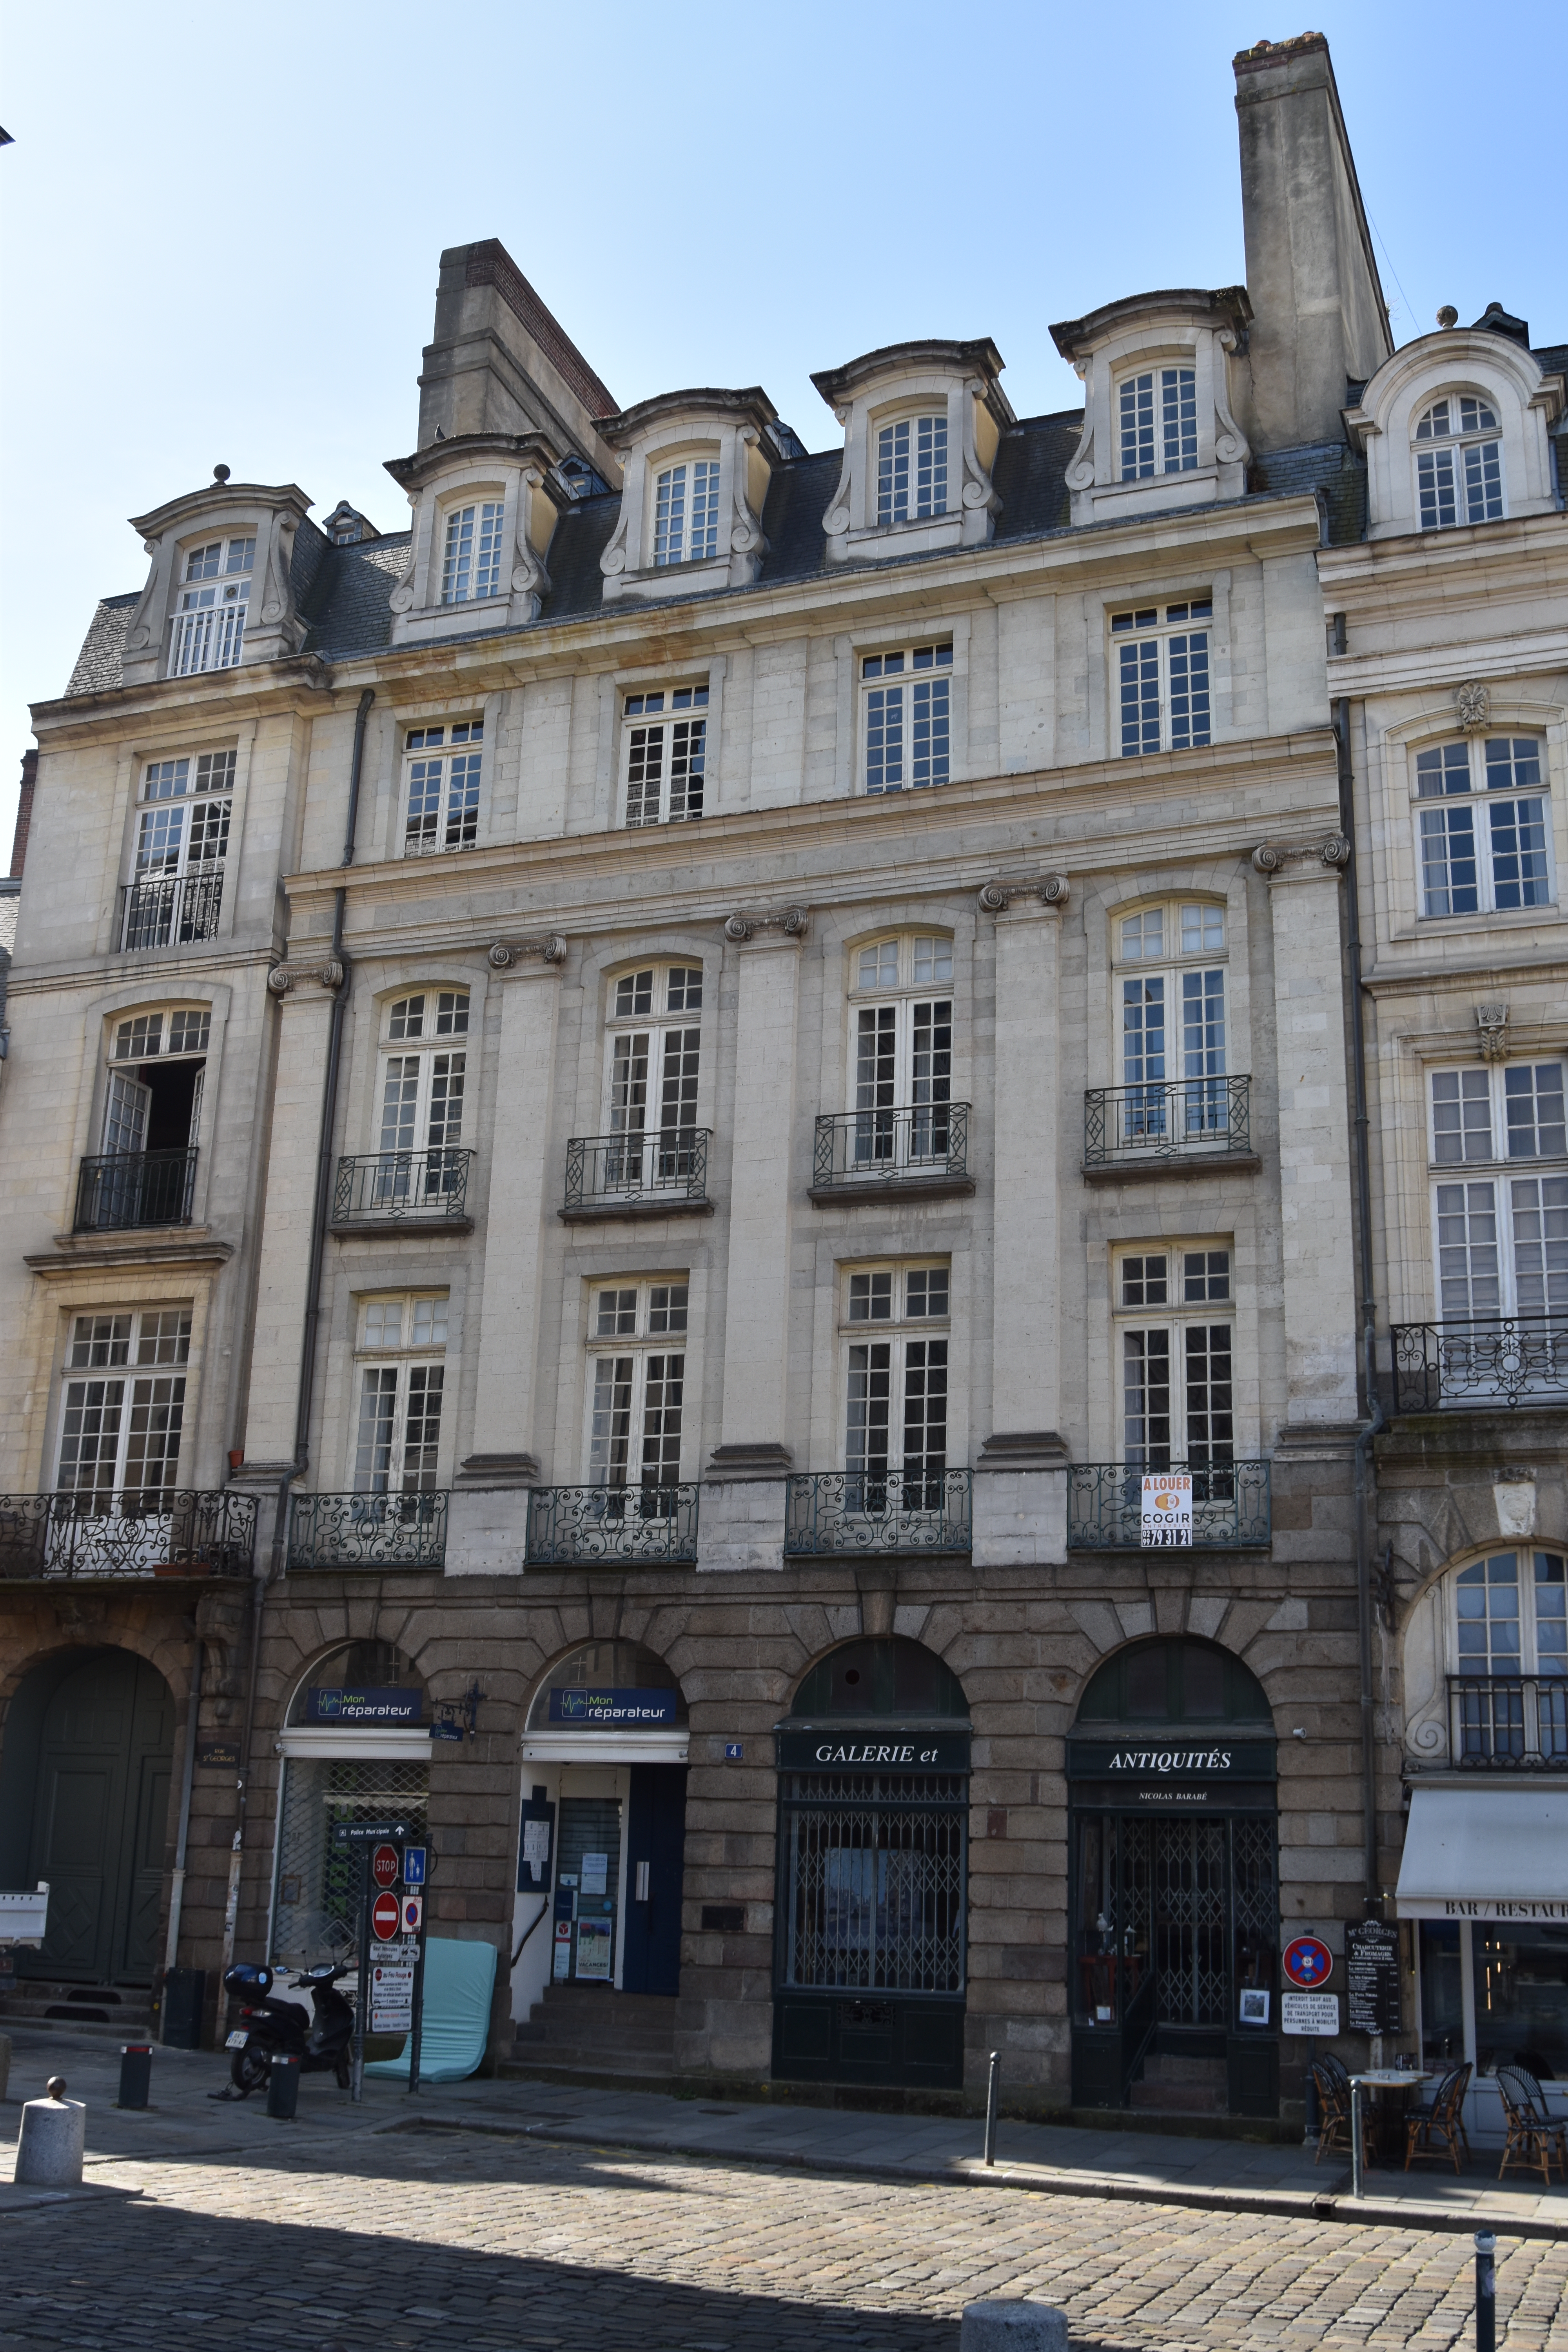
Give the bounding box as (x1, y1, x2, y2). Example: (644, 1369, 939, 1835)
(265, 2053, 301, 2122)
(1349, 2078, 1365, 2198)
(1475, 2230, 1496, 2352)
(983, 2049, 1001, 2167)
(116, 2044, 152, 2110)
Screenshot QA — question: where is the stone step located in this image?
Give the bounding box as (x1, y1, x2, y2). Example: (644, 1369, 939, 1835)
(1140, 2053, 1229, 2085)
(1128, 2076, 1228, 2114)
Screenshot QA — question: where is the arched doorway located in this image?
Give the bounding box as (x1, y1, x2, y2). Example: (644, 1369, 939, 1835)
(1068, 1637, 1279, 2118)
(0, 1648, 176, 1985)
(771, 1635, 970, 2090)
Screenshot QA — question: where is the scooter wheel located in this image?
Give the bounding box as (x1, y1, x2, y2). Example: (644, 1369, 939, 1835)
(335, 2056, 351, 2089)
(230, 2046, 271, 2097)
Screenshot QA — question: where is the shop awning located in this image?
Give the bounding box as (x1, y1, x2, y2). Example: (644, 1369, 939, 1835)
(1396, 1786, 1568, 1923)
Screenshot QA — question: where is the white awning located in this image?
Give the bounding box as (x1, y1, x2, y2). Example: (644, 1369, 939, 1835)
(1396, 1786, 1568, 1922)
(278, 1729, 433, 1762)
(521, 1729, 689, 1764)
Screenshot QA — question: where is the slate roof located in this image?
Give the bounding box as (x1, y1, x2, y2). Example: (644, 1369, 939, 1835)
(65, 592, 138, 695)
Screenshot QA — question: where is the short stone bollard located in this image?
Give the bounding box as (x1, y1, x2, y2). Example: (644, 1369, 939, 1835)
(14, 2075, 85, 2189)
(959, 2298, 1069, 2351)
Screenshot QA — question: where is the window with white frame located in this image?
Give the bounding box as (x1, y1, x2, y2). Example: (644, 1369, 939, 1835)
(847, 935, 953, 1170)
(862, 642, 952, 795)
(403, 720, 483, 855)
(1118, 368, 1198, 480)
(440, 501, 504, 604)
(876, 414, 948, 524)
(170, 537, 254, 676)
(1430, 1060, 1567, 1166)
(98, 1007, 210, 1211)
(1414, 395, 1504, 530)
(842, 1258, 949, 1503)
(1432, 1174, 1568, 1320)
(1113, 901, 1228, 1143)
(652, 461, 720, 565)
(1112, 598, 1211, 756)
(1415, 737, 1552, 917)
(126, 750, 234, 951)
(604, 967, 702, 1184)
(352, 1294, 447, 1493)
(1450, 1550, 1568, 1763)
(376, 992, 468, 1201)
(1115, 1247, 1233, 1472)
(623, 686, 707, 825)
(56, 1309, 192, 1502)
(586, 1279, 688, 1493)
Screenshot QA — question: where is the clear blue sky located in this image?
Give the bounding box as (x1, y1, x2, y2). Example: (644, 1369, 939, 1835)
(1, 0, 1561, 853)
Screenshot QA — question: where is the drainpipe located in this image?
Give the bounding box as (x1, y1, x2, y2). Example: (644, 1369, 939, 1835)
(1334, 666, 1385, 1915)
(162, 1638, 204, 2000)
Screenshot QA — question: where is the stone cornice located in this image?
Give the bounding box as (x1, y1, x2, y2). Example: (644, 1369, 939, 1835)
(1361, 949, 1568, 999)
(5, 943, 282, 1000)
(29, 662, 334, 744)
(1325, 630, 1568, 701)
(1317, 508, 1567, 597)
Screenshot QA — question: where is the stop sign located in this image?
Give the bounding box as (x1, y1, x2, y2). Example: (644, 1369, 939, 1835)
(371, 1890, 401, 1942)
(371, 1843, 400, 1890)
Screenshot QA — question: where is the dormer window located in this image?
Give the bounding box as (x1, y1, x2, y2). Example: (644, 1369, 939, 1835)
(441, 501, 504, 604)
(171, 535, 254, 675)
(1414, 396, 1503, 528)
(877, 415, 947, 524)
(653, 461, 719, 565)
(1118, 369, 1198, 479)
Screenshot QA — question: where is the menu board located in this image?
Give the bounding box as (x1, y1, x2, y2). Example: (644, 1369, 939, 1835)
(1346, 1920, 1401, 2034)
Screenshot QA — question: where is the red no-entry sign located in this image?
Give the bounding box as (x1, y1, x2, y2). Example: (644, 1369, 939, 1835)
(372, 1843, 401, 1891)
(371, 1890, 402, 1942)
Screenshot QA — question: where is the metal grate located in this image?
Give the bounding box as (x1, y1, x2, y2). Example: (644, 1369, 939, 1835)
(270, 1756, 430, 1965)
(779, 1771, 966, 1995)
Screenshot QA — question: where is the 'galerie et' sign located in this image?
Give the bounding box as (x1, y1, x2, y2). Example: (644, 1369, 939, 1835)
(776, 1728, 972, 1771)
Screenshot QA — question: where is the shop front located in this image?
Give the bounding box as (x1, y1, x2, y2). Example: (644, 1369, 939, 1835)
(1068, 1638, 1280, 2118)
(771, 1636, 970, 2091)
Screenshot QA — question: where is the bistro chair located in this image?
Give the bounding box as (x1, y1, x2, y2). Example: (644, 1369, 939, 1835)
(1403, 2061, 1472, 2173)
(1311, 2060, 1373, 2169)
(1495, 2066, 1567, 2187)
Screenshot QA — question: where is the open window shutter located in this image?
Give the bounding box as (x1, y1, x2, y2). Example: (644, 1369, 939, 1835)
(103, 1071, 152, 1155)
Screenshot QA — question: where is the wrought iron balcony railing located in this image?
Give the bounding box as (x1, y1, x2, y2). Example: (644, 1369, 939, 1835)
(1083, 1076, 1251, 1165)
(74, 1148, 198, 1232)
(118, 868, 225, 953)
(812, 1103, 970, 1190)
(784, 1468, 973, 1555)
(527, 1483, 699, 1565)
(564, 1129, 709, 1214)
(0, 1490, 257, 1580)
(1447, 1673, 1568, 1768)
(1067, 1461, 1271, 1549)
(288, 1491, 447, 1571)
(1392, 1316, 1568, 1411)
(334, 1148, 474, 1223)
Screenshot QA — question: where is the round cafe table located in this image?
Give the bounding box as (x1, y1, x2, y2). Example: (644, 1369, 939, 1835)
(1348, 2069, 1433, 2163)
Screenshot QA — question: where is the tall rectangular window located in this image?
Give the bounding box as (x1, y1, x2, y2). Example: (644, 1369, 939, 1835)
(862, 644, 952, 794)
(56, 1309, 192, 1503)
(170, 537, 253, 676)
(842, 1259, 949, 1506)
(1115, 1249, 1233, 1468)
(1415, 397, 1504, 529)
(624, 687, 707, 825)
(1118, 368, 1198, 479)
(585, 1279, 688, 1492)
(353, 1294, 447, 1492)
(441, 502, 504, 604)
(125, 750, 234, 950)
(1416, 737, 1551, 916)
(403, 721, 483, 855)
(1112, 599, 1211, 755)
(877, 415, 948, 524)
(653, 461, 720, 564)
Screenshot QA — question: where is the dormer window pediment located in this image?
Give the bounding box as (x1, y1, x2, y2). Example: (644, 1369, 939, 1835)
(1345, 330, 1564, 541)
(120, 479, 313, 688)
(383, 431, 568, 644)
(811, 339, 1013, 564)
(598, 389, 779, 603)
(1050, 290, 1252, 528)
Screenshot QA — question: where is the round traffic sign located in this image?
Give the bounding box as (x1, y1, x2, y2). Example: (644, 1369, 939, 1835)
(371, 1843, 400, 1891)
(371, 1890, 401, 1941)
(1283, 1935, 1333, 1988)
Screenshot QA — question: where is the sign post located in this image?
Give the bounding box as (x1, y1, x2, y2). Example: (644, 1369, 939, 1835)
(403, 1847, 428, 2096)
(329, 1819, 410, 2106)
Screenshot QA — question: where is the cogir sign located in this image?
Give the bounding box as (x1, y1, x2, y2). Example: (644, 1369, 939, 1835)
(1141, 1474, 1192, 1547)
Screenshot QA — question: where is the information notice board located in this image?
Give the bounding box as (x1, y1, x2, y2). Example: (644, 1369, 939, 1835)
(1345, 1920, 1401, 2035)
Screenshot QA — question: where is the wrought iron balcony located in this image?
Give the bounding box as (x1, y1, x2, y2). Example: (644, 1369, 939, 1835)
(1067, 1461, 1271, 1549)
(1447, 1674, 1568, 1768)
(334, 1148, 474, 1224)
(563, 1129, 710, 1217)
(1083, 1076, 1252, 1167)
(811, 1103, 971, 1196)
(0, 1490, 257, 1580)
(784, 1468, 973, 1555)
(74, 1148, 198, 1232)
(288, 1491, 447, 1571)
(119, 868, 225, 952)
(527, 1483, 699, 1566)
(1392, 1316, 1568, 1411)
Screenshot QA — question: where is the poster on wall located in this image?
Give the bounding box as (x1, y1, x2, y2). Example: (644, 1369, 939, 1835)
(575, 1919, 613, 1980)
(1140, 1475, 1192, 1547)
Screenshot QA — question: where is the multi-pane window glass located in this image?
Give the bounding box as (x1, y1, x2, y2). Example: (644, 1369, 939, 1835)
(1452, 1552, 1568, 1763)
(586, 1280, 689, 1492)
(876, 414, 948, 524)
(377, 993, 468, 1201)
(56, 1308, 192, 1503)
(624, 686, 707, 825)
(135, 752, 233, 878)
(1115, 902, 1228, 1144)
(1118, 368, 1198, 480)
(112, 1009, 211, 1062)
(1430, 1064, 1567, 1164)
(440, 502, 504, 604)
(403, 721, 482, 855)
(850, 935, 953, 1169)
(1415, 396, 1503, 530)
(842, 1261, 949, 1504)
(1416, 737, 1550, 916)
(1112, 599, 1211, 755)
(1117, 1249, 1233, 1470)
(1434, 1176, 1568, 1318)
(862, 644, 952, 795)
(653, 461, 720, 565)
(606, 967, 702, 1185)
(170, 538, 254, 675)
(353, 1294, 448, 1494)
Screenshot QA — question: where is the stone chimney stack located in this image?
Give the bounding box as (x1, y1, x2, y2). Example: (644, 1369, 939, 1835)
(1232, 33, 1393, 451)
(10, 747, 37, 878)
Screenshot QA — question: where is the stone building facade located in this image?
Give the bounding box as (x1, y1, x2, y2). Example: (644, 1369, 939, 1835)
(2, 34, 1559, 2127)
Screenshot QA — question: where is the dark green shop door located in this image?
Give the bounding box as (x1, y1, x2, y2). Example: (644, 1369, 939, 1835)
(24, 1651, 175, 1983)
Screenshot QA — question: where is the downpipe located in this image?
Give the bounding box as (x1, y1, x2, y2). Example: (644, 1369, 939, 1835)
(162, 1638, 204, 2014)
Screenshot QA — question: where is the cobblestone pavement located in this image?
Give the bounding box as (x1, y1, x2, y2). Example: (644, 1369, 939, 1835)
(5, 2121, 1567, 2352)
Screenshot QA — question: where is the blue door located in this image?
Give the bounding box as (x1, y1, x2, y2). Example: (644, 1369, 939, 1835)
(621, 1764, 687, 1995)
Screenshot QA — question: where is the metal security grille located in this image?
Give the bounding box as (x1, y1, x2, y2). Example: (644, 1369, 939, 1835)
(270, 1756, 430, 1965)
(1153, 1820, 1228, 2025)
(1076, 1812, 1278, 2029)
(779, 1772, 966, 1994)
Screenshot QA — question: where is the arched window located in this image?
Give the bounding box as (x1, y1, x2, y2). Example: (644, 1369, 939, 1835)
(170, 534, 253, 675)
(274, 1641, 431, 1966)
(1451, 1550, 1567, 1762)
(1414, 394, 1503, 529)
(1076, 1636, 1270, 1725)
(80, 1003, 211, 1232)
(526, 1641, 688, 1729)
(791, 1635, 969, 1719)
